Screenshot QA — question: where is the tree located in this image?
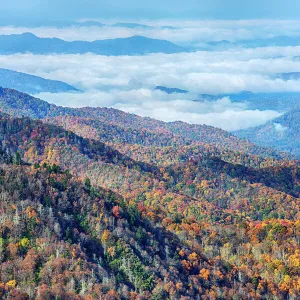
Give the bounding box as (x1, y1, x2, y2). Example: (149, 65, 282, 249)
(84, 177, 91, 189)
(13, 152, 22, 165)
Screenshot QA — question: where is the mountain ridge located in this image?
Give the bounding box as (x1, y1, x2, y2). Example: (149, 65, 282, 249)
(0, 87, 291, 159)
(234, 109, 300, 156)
(0, 33, 186, 56)
(0, 68, 79, 94)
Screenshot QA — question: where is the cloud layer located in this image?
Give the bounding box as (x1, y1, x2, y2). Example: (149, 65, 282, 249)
(37, 91, 280, 131)
(1, 47, 300, 94)
(1, 22, 300, 131)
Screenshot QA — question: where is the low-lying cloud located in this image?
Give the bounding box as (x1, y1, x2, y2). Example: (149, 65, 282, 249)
(0, 37, 299, 130)
(36, 90, 281, 131)
(1, 48, 300, 94)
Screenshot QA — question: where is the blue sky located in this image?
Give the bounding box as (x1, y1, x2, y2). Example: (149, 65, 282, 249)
(2, 0, 300, 25)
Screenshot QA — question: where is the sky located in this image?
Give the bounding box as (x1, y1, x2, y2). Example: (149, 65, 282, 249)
(2, 0, 300, 25)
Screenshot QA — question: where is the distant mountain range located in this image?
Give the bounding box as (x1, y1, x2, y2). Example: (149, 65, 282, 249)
(276, 72, 300, 80)
(0, 33, 186, 55)
(155, 85, 188, 94)
(0, 68, 78, 94)
(234, 109, 300, 156)
(156, 86, 300, 112)
(202, 35, 300, 50)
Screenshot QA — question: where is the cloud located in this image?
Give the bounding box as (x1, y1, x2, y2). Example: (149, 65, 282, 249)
(2, 47, 300, 94)
(274, 123, 288, 132)
(35, 90, 281, 131)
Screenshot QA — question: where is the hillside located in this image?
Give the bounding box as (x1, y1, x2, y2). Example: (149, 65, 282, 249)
(0, 156, 214, 299)
(0, 33, 186, 55)
(0, 83, 299, 298)
(235, 109, 300, 157)
(0, 109, 299, 298)
(0, 68, 78, 94)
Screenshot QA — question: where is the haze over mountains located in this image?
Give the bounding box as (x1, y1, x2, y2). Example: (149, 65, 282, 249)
(235, 109, 300, 156)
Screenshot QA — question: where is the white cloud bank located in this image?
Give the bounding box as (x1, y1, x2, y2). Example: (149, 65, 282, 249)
(36, 91, 281, 131)
(1, 47, 300, 93)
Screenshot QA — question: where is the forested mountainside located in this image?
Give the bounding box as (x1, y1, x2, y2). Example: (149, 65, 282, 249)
(1, 158, 215, 299)
(0, 68, 78, 94)
(0, 87, 299, 299)
(235, 109, 300, 157)
(0, 33, 186, 55)
(0, 107, 299, 298)
(0, 87, 290, 158)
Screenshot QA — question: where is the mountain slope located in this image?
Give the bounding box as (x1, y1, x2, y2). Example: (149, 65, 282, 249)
(0, 95, 299, 298)
(0, 68, 78, 94)
(235, 109, 300, 157)
(0, 155, 214, 299)
(0, 113, 299, 298)
(0, 33, 186, 55)
(0, 111, 299, 218)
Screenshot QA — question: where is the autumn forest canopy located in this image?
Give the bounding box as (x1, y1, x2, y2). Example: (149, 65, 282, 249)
(0, 87, 298, 299)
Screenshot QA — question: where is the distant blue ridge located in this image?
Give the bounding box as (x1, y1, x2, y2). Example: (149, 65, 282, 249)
(0, 33, 187, 56)
(0, 68, 80, 94)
